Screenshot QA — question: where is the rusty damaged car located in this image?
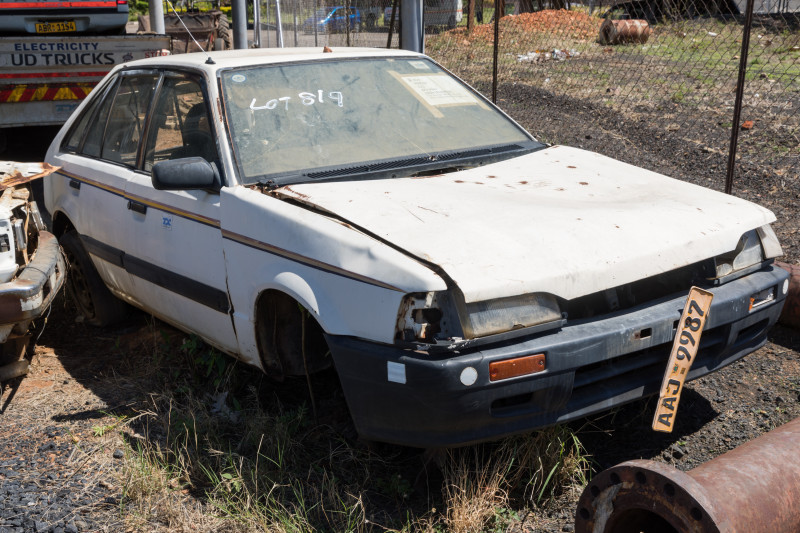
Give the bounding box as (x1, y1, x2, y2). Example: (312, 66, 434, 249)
(43, 48, 788, 446)
(0, 162, 66, 383)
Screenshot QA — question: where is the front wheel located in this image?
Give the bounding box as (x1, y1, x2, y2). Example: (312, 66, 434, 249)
(60, 230, 130, 327)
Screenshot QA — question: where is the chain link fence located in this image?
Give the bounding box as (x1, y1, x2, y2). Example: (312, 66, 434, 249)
(243, 0, 798, 191)
(425, 1, 799, 187)
(239, 0, 399, 48)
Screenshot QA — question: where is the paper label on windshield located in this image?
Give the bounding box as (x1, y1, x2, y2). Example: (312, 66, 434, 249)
(402, 75, 477, 106)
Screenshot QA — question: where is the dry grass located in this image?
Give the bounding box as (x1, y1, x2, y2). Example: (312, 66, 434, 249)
(439, 426, 591, 533)
(102, 322, 592, 533)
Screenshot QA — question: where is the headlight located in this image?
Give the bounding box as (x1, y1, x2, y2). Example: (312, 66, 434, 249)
(395, 291, 562, 344)
(714, 225, 781, 278)
(757, 224, 782, 259)
(464, 293, 562, 338)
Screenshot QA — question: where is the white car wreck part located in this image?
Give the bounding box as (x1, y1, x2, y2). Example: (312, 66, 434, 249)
(395, 290, 564, 344)
(464, 293, 562, 338)
(0, 205, 17, 283)
(713, 227, 780, 279)
(40, 48, 790, 447)
(274, 146, 777, 307)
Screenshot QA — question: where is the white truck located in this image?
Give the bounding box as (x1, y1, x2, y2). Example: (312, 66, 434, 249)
(0, 1, 170, 153)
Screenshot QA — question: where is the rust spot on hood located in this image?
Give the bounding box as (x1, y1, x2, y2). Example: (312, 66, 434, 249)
(579, 182, 589, 185)
(567, 165, 577, 169)
(279, 185, 311, 200)
(519, 181, 528, 185)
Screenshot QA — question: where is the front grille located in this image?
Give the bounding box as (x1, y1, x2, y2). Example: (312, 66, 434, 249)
(564, 259, 716, 320)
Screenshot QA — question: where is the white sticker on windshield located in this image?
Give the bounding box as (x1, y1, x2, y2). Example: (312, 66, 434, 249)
(409, 60, 430, 70)
(402, 75, 477, 106)
(231, 74, 246, 83)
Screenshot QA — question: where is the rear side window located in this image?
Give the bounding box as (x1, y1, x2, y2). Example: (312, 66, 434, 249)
(62, 80, 112, 153)
(143, 74, 217, 172)
(82, 85, 116, 159)
(101, 74, 159, 166)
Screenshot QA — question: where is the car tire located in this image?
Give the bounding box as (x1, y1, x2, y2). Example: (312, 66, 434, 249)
(366, 13, 376, 30)
(60, 230, 129, 327)
(447, 14, 457, 29)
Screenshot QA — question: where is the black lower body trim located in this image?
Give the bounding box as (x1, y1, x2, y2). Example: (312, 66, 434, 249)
(80, 234, 230, 314)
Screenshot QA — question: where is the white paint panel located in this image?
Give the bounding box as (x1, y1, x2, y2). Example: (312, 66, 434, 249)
(220, 186, 446, 358)
(279, 146, 777, 303)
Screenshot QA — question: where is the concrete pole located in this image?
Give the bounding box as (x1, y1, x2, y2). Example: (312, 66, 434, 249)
(232, 0, 248, 49)
(400, 0, 424, 53)
(148, 0, 165, 34)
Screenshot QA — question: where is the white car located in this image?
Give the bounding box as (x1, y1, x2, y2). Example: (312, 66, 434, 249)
(44, 48, 788, 447)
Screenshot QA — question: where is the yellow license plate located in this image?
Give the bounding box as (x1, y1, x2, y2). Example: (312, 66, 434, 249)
(35, 21, 77, 33)
(652, 286, 713, 433)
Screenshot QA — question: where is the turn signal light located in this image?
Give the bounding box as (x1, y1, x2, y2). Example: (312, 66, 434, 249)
(489, 353, 546, 382)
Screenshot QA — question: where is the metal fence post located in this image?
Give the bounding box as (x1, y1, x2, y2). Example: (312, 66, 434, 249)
(276, 0, 285, 47)
(147, 0, 165, 34)
(386, 0, 399, 48)
(725, 0, 755, 195)
(491, 0, 503, 103)
(254, 0, 262, 47)
(232, 0, 248, 49)
(400, 0, 424, 53)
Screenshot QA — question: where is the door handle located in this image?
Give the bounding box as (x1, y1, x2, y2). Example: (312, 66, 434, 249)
(127, 200, 147, 214)
(68, 179, 81, 190)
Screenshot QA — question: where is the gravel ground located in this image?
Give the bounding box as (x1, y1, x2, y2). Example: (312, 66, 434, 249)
(0, 329, 128, 533)
(498, 81, 800, 531)
(1, 81, 799, 531)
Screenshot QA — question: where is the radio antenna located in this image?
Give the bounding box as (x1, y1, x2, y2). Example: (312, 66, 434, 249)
(163, 0, 216, 64)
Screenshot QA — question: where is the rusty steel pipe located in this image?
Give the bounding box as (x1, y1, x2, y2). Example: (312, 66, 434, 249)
(575, 416, 800, 533)
(775, 261, 800, 329)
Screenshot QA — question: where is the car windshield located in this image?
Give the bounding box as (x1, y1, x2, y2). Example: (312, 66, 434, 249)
(220, 57, 541, 185)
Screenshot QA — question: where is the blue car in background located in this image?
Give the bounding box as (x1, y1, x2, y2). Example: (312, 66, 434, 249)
(303, 6, 361, 33)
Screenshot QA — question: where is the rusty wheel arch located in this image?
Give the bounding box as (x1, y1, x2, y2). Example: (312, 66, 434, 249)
(51, 211, 75, 239)
(254, 289, 332, 380)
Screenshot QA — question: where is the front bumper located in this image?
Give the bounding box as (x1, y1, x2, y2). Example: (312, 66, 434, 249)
(328, 266, 789, 447)
(0, 231, 67, 341)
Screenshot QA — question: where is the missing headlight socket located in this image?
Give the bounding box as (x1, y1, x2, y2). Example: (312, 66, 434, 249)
(395, 292, 463, 344)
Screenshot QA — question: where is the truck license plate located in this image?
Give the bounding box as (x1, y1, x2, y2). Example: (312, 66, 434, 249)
(652, 286, 713, 433)
(35, 21, 77, 33)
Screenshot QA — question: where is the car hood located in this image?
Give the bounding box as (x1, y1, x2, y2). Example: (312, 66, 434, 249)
(273, 146, 776, 303)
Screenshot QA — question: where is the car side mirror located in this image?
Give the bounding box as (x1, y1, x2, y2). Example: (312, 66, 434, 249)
(151, 157, 221, 192)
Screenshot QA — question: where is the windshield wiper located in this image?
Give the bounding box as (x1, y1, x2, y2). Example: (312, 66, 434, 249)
(258, 141, 544, 188)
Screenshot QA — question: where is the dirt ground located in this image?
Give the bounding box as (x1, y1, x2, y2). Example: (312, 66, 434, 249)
(1, 77, 800, 532)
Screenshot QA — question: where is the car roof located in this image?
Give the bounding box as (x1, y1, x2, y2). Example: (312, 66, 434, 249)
(117, 47, 423, 74)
